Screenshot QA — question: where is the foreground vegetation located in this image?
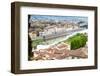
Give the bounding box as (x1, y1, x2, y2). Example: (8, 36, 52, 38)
(63, 33, 87, 50)
(31, 38, 44, 49)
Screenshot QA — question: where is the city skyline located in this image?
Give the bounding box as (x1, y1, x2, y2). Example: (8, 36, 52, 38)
(29, 14, 88, 23)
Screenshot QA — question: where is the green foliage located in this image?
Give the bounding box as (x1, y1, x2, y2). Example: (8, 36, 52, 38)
(64, 33, 87, 50)
(32, 38, 44, 49)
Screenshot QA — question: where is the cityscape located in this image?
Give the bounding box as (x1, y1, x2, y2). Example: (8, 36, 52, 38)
(28, 15, 88, 61)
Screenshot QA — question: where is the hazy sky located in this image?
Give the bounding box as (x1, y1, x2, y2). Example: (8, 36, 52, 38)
(29, 14, 88, 23)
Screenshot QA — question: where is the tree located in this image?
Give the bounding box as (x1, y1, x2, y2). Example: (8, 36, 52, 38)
(64, 33, 87, 50)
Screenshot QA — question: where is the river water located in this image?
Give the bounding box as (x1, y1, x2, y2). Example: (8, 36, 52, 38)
(36, 29, 88, 50)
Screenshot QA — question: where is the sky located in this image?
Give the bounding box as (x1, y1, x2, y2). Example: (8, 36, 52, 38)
(29, 14, 88, 23)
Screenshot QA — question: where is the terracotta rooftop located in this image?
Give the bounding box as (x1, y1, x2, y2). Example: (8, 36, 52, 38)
(32, 43, 88, 60)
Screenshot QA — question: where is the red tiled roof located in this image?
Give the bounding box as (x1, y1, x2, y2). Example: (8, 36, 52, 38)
(33, 43, 88, 60)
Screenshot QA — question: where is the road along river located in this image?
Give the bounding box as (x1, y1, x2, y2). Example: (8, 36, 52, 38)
(35, 29, 88, 51)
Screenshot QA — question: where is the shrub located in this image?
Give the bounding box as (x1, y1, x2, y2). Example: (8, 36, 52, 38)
(32, 38, 44, 49)
(65, 33, 87, 50)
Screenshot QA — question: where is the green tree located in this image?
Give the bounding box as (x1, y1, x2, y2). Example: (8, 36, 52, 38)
(64, 33, 87, 50)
